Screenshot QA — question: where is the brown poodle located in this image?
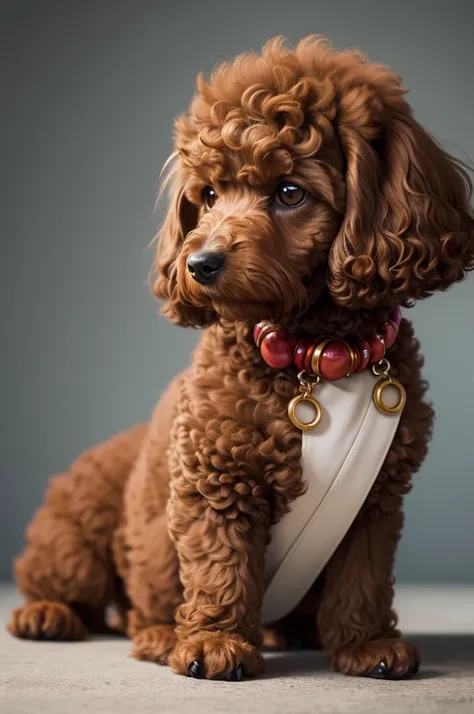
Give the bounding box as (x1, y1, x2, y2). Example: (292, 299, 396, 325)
(8, 36, 474, 681)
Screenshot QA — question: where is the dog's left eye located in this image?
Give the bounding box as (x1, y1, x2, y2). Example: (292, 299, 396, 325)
(203, 186, 218, 209)
(274, 182, 306, 207)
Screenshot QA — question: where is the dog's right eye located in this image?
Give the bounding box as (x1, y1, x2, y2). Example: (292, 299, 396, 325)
(274, 182, 306, 208)
(203, 186, 218, 209)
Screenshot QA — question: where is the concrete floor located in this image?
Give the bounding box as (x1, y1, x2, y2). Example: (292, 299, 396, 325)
(1, 585, 473, 714)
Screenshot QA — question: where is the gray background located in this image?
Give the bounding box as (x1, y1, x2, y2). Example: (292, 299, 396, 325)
(1, 0, 473, 583)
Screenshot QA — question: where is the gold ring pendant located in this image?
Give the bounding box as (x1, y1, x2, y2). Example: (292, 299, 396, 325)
(288, 392, 323, 431)
(373, 377, 407, 415)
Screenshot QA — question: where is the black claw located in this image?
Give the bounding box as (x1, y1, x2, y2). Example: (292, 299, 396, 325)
(367, 658, 388, 679)
(366, 657, 418, 681)
(188, 660, 204, 679)
(225, 664, 244, 682)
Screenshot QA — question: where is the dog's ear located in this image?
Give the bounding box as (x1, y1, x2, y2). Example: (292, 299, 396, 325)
(328, 107, 474, 308)
(152, 165, 196, 304)
(152, 161, 213, 326)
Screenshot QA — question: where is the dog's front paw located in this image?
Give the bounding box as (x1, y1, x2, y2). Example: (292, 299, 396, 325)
(331, 638, 420, 679)
(8, 601, 86, 641)
(131, 624, 177, 665)
(170, 631, 264, 680)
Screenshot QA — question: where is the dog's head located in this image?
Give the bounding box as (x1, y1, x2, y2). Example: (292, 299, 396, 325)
(152, 36, 474, 327)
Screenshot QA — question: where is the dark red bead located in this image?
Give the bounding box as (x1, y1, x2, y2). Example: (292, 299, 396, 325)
(253, 321, 277, 347)
(318, 341, 352, 381)
(355, 337, 371, 372)
(253, 322, 266, 346)
(294, 338, 314, 372)
(391, 307, 402, 327)
(304, 342, 317, 373)
(366, 333, 386, 364)
(382, 321, 397, 350)
(260, 330, 296, 369)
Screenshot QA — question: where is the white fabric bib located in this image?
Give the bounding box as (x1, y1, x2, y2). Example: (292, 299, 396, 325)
(261, 369, 402, 625)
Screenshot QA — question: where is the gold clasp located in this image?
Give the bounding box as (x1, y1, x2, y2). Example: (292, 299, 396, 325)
(288, 371, 323, 431)
(372, 359, 406, 415)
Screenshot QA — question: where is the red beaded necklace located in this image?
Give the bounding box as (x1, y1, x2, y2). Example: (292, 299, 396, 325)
(253, 307, 401, 380)
(253, 307, 406, 430)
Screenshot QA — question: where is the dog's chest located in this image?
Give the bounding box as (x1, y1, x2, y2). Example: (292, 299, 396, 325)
(261, 369, 402, 624)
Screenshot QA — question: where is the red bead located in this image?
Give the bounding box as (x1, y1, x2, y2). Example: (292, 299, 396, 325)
(294, 338, 314, 372)
(253, 322, 266, 346)
(391, 307, 402, 327)
(260, 330, 296, 369)
(318, 341, 352, 381)
(366, 333, 386, 364)
(304, 342, 318, 373)
(253, 321, 276, 347)
(355, 337, 371, 372)
(382, 321, 397, 350)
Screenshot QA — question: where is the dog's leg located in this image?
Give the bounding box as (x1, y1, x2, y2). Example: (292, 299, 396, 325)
(116, 519, 182, 667)
(8, 426, 145, 641)
(120, 376, 185, 665)
(159, 338, 302, 680)
(123, 514, 182, 665)
(9, 504, 115, 641)
(168, 511, 267, 680)
(317, 503, 421, 679)
(316, 336, 433, 680)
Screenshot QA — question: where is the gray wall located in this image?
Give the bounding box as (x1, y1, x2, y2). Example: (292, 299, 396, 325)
(1, 0, 473, 583)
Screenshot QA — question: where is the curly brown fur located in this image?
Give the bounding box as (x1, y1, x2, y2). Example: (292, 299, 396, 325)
(8, 36, 473, 681)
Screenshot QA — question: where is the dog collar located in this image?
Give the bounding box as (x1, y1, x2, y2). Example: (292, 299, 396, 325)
(253, 307, 405, 430)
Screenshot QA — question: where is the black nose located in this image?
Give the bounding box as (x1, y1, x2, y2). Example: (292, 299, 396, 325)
(186, 251, 225, 285)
